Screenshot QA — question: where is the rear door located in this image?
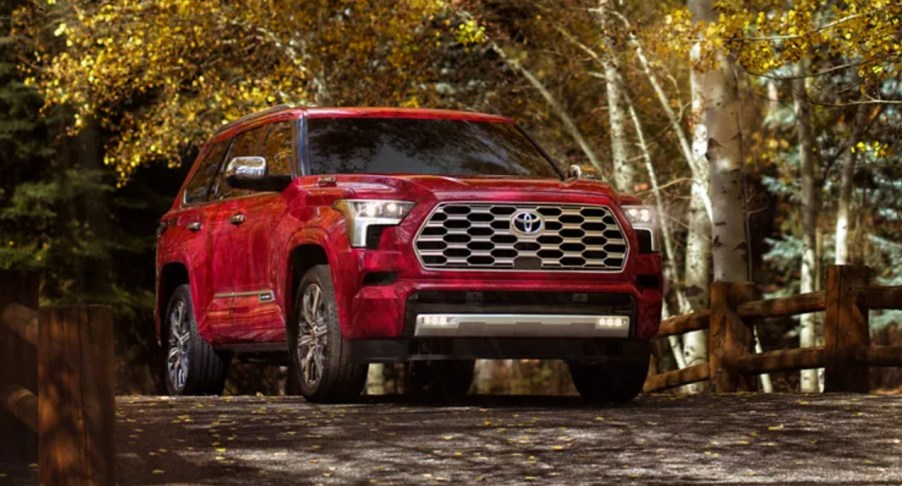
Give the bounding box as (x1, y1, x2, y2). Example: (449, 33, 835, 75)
(169, 140, 232, 337)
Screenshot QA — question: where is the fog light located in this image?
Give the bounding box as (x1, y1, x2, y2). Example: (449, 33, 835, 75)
(596, 316, 628, 329)
(418, 315, 457, 328)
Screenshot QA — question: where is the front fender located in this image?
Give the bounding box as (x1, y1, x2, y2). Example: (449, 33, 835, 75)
(283, 208, 358, 338)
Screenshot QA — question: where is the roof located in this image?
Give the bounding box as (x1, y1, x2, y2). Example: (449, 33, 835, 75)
(304, 107, 512, 123)
(212, 106, 513, 141)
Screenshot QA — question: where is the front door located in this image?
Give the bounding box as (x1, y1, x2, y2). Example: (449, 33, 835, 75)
(208, 120, 295, 343)
(210, 193, 285, 341)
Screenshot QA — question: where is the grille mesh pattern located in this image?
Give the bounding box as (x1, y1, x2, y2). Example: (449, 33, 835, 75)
(414, 203, 627, 271)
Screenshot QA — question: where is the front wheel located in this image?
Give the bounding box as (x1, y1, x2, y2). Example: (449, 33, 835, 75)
(288, 265, 367, 403)
(569, 353, 649, 404)
(164, 284, 230, 395)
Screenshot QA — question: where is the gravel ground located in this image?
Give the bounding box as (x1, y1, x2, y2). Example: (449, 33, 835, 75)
(1, 393, 900, 485)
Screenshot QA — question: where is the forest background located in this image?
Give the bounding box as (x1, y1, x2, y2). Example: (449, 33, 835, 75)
(1, 0, 899, 394)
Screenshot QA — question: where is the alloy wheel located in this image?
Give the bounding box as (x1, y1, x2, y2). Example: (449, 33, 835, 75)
(167, 300, 191, 393)
(297, 283, 329, 388)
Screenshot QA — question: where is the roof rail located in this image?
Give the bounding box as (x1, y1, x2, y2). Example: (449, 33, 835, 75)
(214, 104, 296, 134)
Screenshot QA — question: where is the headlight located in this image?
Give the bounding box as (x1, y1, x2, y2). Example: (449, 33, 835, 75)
(334, 199, 415, 248)
(623, 206, 656, 226)
(622, 206, 659, 253)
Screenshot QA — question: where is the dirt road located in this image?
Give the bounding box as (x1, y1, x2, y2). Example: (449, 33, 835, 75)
(2, 393, 900, 484)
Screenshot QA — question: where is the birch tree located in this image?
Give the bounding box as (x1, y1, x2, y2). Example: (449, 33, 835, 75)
(790, 67, 820, 392)
(688, 0, 750, 283)
(595, 0, 634, 191)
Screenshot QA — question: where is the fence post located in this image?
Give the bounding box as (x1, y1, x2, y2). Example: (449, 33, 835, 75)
(38, 306, 115, 486)
(824, 265, 870, 393)
(708, 281, 758, 393)
(0, 270, 40, 462)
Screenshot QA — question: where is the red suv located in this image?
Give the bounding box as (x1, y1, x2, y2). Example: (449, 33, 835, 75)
(155, 106, 662, 402)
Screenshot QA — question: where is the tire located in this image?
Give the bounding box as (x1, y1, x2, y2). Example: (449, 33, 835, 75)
(569, 351, 650, 404)
(288, 265, 367, 403)
(164, 284, 230, 395)
(404, 360, 475, 400)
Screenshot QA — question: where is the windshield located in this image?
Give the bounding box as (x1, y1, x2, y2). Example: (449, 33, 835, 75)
(306, 117, 561, 178)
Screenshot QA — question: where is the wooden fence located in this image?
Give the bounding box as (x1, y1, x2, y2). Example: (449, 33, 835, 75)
(645, 265, 902, 393)
(0, 271, 115, 485)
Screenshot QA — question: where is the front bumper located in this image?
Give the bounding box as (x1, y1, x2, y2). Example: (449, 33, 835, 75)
(339, 255, 663, 342)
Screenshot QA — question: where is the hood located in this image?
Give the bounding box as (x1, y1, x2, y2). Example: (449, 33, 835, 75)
(318, 174, 632, 205)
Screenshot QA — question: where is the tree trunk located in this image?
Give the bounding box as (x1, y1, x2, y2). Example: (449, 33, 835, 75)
(596, 0, 634, 191)
(602, 59, 633, 191)
(366, 364, 385, 395)
(688, 0, 749, 284)
(791, 65, 820, 393)
(682, 191, 711, 369)
(835, 106, 867, 265)
(675, 63, 714, 390)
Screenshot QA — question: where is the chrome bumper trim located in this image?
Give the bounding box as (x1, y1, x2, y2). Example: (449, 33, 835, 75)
(414, 313, 630, 338)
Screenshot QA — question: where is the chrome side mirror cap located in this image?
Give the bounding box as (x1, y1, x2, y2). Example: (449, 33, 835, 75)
(225, 156, 267, 188)
(567, 164, 602, 180)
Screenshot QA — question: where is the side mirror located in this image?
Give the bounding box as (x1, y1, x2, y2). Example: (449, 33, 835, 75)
(225, 156, 268, 190)
(567, 164, 602, 180)
(567, 164, 582, 179)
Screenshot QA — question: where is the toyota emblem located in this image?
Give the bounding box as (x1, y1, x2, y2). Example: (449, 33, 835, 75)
(511, 210, 545, 236)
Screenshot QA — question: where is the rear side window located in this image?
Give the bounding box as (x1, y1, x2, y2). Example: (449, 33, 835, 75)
(262, 120, 294, 177)
(216, 125, 269, 200)
(184, 141, 230, 205)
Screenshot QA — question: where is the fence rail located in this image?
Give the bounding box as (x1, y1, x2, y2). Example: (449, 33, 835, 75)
(0, 271, 115, 485)
(645, 265, 902, 394)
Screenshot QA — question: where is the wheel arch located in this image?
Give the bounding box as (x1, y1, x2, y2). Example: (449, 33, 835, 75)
(286, 244, 330, 327)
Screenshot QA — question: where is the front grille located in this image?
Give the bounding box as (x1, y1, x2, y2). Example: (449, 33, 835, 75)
(414, 203, 628, 271)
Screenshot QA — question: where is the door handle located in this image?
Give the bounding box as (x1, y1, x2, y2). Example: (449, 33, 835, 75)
(230, 213, 246, 226)
(187, 221, 202, 232)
